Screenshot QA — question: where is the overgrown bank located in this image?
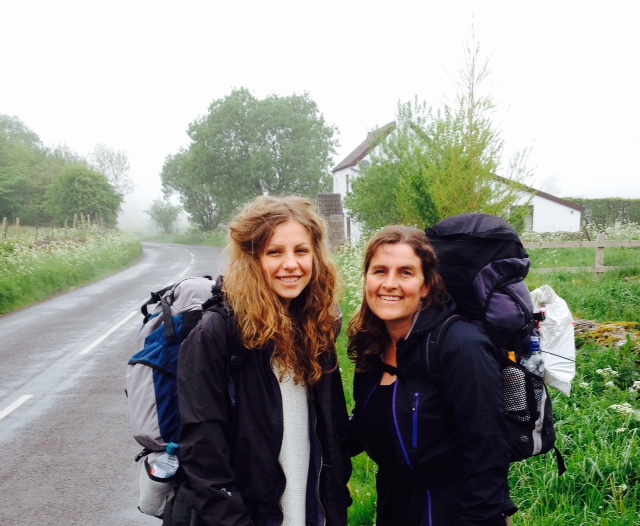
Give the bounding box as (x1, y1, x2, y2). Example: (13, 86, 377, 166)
(0, 230, 141, 314)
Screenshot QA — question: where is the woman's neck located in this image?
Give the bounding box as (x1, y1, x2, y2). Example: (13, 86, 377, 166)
(385, 319, 412, 346)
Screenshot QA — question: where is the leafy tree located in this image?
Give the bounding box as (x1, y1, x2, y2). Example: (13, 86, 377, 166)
(0, 117, 48, 223)
(0, 135, 29, 219)
(46, 165, 123, 226)
(145, 198, 182, 234)
(89, 143, 133, 196)
(161, 88, 338, 230)
(0, 114, 43, 149)
(0, 115, 94, 225)
(344, 165, 404, 233)
(345, 100, 440, 233)
(347, 36, 532, 233)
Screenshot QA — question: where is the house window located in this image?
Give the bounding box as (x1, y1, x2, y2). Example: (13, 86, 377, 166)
(524, 205, 533, 231)
(510, 205, 533, 231)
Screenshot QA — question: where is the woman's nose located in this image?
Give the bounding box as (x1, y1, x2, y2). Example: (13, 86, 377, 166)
(282, 253, 298, 271)
(382, 273, 398, 289)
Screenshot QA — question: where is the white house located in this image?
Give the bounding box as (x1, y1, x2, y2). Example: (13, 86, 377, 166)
(331, 122, 583, 244)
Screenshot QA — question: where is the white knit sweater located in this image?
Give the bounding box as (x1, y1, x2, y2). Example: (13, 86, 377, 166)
(272, 362, 310, 525)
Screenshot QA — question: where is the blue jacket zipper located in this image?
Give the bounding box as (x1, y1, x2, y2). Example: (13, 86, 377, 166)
(392, 380, 422, 479)
(412, 391, 419, 448)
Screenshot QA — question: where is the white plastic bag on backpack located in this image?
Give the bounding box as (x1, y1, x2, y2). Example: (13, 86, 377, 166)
(530, 284, 576, 396)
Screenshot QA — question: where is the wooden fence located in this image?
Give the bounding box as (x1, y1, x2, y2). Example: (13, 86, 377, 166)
(524, 234, 640, 274)
(1, 214, 99, 242)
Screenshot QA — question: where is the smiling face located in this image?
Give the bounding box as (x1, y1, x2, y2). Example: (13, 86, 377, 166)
(365, 242, 429, 334)
(260, 219, 314, 309)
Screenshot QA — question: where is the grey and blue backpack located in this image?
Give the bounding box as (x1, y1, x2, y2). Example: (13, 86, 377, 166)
(425, 213, 566, 474)
(125, 275, 244, 516)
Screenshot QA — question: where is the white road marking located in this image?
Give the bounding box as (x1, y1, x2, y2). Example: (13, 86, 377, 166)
(0, 395, 33, 420)
(79, 311, 138, 355)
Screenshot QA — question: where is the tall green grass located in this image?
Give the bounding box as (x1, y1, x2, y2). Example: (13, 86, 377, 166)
(336, 235, 640, 525)
(526, 268, 640, 325)
(527, 246, 640, 270)
(0, 230, 142, 314)
(507, 338, 640, 525)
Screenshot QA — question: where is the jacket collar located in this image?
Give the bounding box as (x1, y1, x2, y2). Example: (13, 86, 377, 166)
(402, 301, 458, 343)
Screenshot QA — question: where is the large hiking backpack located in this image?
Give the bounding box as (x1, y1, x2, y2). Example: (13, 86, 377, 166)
(424, 213, 566, 473)
(125, 274, 244, 517)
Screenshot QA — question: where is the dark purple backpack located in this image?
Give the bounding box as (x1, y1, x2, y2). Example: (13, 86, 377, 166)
(425, 213, 537, 355)
(425, 214, 565, 472)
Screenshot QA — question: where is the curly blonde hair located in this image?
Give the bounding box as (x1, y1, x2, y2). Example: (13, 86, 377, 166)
(223, 195, 342, 385)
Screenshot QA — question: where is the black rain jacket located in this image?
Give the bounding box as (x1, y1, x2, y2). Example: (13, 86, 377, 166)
(350, 302, 511, 526)
(169, 310, 352, 526)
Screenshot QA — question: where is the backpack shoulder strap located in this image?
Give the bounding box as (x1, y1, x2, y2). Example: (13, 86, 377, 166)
(201, 275, 246, 406)
(380, 314, 465, 381)
(423, 314, 465, 376)
(141, 283, 173, 321)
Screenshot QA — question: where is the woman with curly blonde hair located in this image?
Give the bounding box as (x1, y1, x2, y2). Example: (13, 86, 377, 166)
(224, 195, 342, 386)
(168, 195, 352, 526)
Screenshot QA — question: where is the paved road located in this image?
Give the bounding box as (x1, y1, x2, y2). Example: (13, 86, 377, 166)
(0, 242, 228, 526)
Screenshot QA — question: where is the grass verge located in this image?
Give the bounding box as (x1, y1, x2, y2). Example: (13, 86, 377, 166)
(0, 230, 142, 314)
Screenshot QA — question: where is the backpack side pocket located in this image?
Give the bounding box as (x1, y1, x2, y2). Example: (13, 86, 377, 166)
(137, 451, 176, 518)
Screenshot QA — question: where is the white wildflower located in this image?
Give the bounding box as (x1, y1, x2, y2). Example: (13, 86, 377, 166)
(596, 367, 619, 378)
(608, 403, 635, 415)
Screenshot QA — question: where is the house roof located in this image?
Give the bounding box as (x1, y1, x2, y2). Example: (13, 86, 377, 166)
(331, 121, 396, 173)
(494, 175, 585, 212)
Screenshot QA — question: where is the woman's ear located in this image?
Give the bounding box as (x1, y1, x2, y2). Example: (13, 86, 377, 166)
(421, 285, 430, 299)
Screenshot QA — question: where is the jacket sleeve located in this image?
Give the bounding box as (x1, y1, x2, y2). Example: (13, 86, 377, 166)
(177, 312, 254, 526)
(319, 358, 354, 519)
(346, 370, 368, 458)
(437, 325, 510, 526)
(330, 360, 353, 499)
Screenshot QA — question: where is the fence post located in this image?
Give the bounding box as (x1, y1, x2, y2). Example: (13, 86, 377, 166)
(1, 217, 7, 240)
(16, 218, 20, 243)
(595, 234, 606, 271)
